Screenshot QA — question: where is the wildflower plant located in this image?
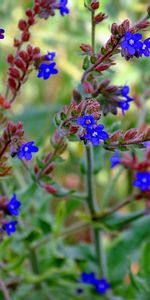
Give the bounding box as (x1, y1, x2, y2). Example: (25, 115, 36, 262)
(0, 1, 150, 300)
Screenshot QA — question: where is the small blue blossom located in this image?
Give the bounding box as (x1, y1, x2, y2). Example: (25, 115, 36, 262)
(133, 172, 150, 191)
(37, 62, 58, 80)
(4, 221, 18, 236)
(120, 32, 143, 56)
(139, 38, 150, 57)
(110, 152, 120, 168)
(95, 278, 111, 294)
(60, 0, 69, 16)
(0, 28, 5, 39)
(45, 51, 56, 61)
(79, 272, 97, 285)
(77, 273, 110, 295)
(77, 115, 96, 129)
(7, 194, 21, 216)
(85, 124, 109, 146)
(119, 85, 133, 115)
(17, 141, 39, 161)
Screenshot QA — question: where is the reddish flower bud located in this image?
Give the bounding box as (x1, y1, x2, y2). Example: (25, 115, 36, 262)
(8, 78, 17, 91)
(94, 12, 107, 24)
(7, 54, 14, 64)
(25, 9, 33, 17)
(70, 125, 78, 134)
(14, 58, 26, 72)
(21, 31, 30, 42)
(91, 1, 99, 10)
(80, 43, 92, 53)
(14, 38, 21, 48)
(28, 17, 35, 26)
(111, 23, 119, 35)
(18, 51, 29, 62)
(27, 45, 33, 55)
(42, 183, 57, 194)
(9, 67, 20, 80)
(95, 63, 110, 72)
(33, 47, 40, 55)
(83, 80, 94, 94)
(18, 19, 27, 31)
(34, 4, 40, 14)
(0, 95, 11, 109)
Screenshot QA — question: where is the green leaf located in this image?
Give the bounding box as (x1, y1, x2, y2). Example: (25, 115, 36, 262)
(107, 215, 150, 285)
(140, 240, 150, 285)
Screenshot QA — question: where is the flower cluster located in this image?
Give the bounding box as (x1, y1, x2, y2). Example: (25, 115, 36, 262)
(110, 149, 150, 197)
(77, 114, 109, 146)
(0, 28, 5, 39)
(35, 0, 69, 20)
(121, 32, 150, 59)
(77, 272, 110, 295)
(0, 194, 21, 236)
(37, 51, 58, 80)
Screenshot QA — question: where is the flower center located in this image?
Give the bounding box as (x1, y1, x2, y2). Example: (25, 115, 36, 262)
(85, 119, 91, 124)
(9, 225, 12, 229)
(24, 147, 29, 152)
(129, 39, 134, 46)
(142, 178, 147, 183)
(92, 132, 98, 137)
(45, 68, 50, 73)
(142, 44, 146, 50)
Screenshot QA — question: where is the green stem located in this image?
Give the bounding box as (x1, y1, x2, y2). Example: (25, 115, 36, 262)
(85, 144, 108, 282)
(91, 10, 95, 53)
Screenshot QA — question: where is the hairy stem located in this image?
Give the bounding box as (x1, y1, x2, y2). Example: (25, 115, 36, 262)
(0, 279, 12, 300)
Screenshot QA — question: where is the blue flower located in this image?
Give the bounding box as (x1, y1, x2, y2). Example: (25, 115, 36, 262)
(60, 0, 69, 16)
(77, 115, 96, 129)
(139, 38, 150, 57)
(0, 28, 5, 39)
(78, 273, 110, 295)
(120, 32, 143, 56)
(17, 141, 39, 161)
(119, 85, 133, 115)
(37, 62, 58, 80)
(7, 194, 21, 216)
(4, 221, 18, 236)
(79, 272, 97, 285)
(85, 125, 109, 146)
(133, 172, 150, 191)
(45, 51, 56, 61)
(95, 278, 111, 294)
(110, 152, 120, 168)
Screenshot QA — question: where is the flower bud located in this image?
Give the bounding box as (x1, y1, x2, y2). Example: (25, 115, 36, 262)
(7, 54, 14, 64)
(21, 31, 30, 42)
(80, 43, 92, 53)
(94, 12, 107, 24)
(18, 19, 27, 31)
(91, 0, 99, 10)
